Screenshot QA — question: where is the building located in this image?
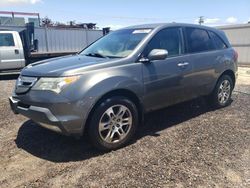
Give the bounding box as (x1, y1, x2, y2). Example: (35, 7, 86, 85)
(218, 24, 250, 65)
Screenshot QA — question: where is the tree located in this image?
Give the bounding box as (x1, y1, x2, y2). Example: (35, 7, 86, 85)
(41, 17, 53, 27)
(68, 20, 76, 26)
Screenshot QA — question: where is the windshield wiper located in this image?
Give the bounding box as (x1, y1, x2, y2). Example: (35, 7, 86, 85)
(106, 55, 123, 58)
(84, 53, 107, 58)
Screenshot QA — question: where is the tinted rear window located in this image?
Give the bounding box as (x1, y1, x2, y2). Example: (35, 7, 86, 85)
(0, 33, 15, 47)
(208, 31, 227, 50)
(186, 28, 215, 53)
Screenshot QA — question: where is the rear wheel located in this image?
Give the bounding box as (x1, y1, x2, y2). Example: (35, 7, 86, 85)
(88, 96, 138, 151)
(208, 75, 233, 108)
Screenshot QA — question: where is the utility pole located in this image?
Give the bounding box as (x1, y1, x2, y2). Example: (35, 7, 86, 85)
(198, 16, 204, 25)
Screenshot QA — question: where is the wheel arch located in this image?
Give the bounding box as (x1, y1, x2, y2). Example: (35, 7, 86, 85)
(218, 69, 236, 88)
(83, 89, 144, 134)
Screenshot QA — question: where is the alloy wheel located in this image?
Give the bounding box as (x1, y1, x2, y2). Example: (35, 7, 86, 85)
(98, 105, 132, 143)
(218, 80, 231, 104)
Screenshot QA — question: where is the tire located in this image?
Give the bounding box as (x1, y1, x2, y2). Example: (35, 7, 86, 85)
(88, 96, 138, 151)
(208, 75, 233, 108)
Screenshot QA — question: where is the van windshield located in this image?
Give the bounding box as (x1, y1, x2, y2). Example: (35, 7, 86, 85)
(81, 29, 152, 58)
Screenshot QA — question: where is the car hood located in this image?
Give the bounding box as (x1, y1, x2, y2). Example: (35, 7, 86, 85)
(21, 55, 121, 77)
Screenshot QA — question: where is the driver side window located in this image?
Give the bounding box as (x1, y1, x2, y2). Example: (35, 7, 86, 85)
(0, 33, 15, 47)
(143, 27, 182, 57)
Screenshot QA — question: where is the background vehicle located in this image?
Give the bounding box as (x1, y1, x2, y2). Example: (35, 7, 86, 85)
(0, 23, 103, 72)
(9, 23, 238, 151)
(0, 31, 25, 70)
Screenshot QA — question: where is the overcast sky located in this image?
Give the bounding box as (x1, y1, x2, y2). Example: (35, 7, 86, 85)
(0, 0, 250, 29)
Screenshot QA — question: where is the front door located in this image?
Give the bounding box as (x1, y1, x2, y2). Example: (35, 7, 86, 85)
(141, 27, 193, 111)
(0, 32, 22, 70)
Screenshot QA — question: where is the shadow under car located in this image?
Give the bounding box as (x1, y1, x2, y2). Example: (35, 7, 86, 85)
(15, 96, 226, 162)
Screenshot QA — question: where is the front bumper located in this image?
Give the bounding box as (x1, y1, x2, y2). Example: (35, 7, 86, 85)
(9, 96, 64, 134)
(9, 91, 95, 136)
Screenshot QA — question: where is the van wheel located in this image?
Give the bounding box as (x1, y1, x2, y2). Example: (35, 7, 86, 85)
(88, 96, 138, 151)
(208, 75, 233, 108)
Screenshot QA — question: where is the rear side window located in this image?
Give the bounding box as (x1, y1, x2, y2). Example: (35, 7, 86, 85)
(0, 33, 15, 47)
(185, 28, 215, 53)
(208, 31, 227, 50)
(143, 27, 181, 57)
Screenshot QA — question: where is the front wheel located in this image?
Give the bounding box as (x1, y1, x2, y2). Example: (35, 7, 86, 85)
(208, 75, 233, 108)
(88, 96, 138, 151)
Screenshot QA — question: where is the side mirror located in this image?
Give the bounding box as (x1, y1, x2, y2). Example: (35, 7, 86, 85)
(139, 49, 168, 63)
(148, 49, 168, 61)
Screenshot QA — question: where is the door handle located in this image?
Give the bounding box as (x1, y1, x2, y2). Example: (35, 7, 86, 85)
(177, 62, 189, 67)
(14, 49, 19, 54)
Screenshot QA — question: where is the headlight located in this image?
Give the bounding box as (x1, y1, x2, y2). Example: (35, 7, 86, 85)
(32, 76, 80, 93)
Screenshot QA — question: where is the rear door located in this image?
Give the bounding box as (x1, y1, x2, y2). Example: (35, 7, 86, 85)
(0, 32, 23, 70)
(183, 27, 219, 96)
(141, 27, 194, 111)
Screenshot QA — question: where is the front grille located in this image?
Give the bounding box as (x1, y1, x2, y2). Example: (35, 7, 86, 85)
(15, 76, 38, 94)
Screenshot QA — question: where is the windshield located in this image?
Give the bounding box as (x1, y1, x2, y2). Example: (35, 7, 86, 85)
(81, 28, 152, 58)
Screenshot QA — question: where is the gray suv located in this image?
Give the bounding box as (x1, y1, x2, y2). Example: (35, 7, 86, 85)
(9, 23, 238, 151)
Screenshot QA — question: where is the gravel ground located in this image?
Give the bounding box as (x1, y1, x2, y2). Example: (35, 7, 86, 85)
(0, 68, 249, 187)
